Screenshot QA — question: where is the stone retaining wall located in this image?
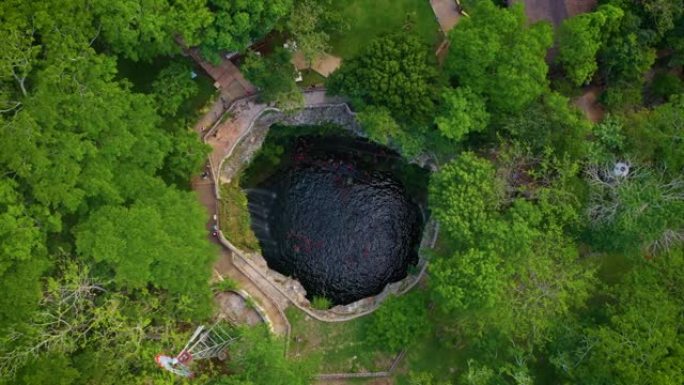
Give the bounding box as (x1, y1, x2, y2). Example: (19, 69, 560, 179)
(217, 101, 439, 322)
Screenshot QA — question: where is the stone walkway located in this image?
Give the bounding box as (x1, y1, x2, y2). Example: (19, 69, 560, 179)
(214, 291, 263, 326)
(192, 173, 291, 336)
(190, 83, 346, 335)
(205, 98, 267, 182)
(183, 47, 294, 335)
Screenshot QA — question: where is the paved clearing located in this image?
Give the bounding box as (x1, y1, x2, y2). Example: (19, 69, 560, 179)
(430, 0, 461, 33)
(215, 291, 263, 326)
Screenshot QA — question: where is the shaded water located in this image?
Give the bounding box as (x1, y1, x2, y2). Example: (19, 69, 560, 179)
(245, 135, 426, 305)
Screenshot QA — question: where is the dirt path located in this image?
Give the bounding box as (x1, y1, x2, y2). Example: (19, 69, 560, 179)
(573, 86, 605, 123)
(205, 98, 267, 181)
(192, 173, 290, 336)
(213, 248, 291, 335)
(189, 78, 341, 335)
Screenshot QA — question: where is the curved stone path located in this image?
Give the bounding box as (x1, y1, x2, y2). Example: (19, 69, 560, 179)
(192, 174, 290, 336)
(192, 89, 345, 336)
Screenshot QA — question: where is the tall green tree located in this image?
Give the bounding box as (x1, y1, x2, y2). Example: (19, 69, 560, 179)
(365, 292, 431, 352)
(557, 5, 624, 86)
(285, 0, 342, 64)
(428, 153, 502, 247)
(75, 184, 216, 309)
(0, 180, 47, 330)
(621, 95, 684, 175)
(596, 2, 659, 110)
(200, 0, 293, 63)
(624, 0, 684, 38)
(241, 48, 304, 111)
(357, 106, 423, 157)
(152, 60, 199, 117)
(327, 33, 438, 124)
(93, 0, 213, 61)
(501, 92, 591, 159)
(0, 1, 220, 382)
(555, 251, 684, 385)
(430, 248, 503, 312)
(446, 1, 553, 113)
(222, 326, 316, 385)
(435, 87, 489, 142)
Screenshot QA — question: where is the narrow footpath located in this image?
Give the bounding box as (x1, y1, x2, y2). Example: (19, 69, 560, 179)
(192, 173, 290, 336)
(184, 48, 292, 335)
(187, 48, 346, 336)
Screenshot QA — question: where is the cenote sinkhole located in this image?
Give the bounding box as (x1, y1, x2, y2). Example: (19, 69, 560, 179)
(242, 126, 429, 305)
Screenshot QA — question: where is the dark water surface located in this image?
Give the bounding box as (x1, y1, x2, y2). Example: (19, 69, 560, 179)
(245, 135, 426, 305)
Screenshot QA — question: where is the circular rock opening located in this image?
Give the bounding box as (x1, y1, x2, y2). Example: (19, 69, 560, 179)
(244, 133, 427, 305)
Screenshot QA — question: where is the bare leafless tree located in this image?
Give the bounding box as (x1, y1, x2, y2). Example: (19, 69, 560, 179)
(585, 161, 684, 254)
(0, 261, 109, 377)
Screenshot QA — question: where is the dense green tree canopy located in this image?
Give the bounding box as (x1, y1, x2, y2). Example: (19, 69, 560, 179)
(446, 1, 553, 113)
(557, 5, 624, 86)
(221, 326, 315, 385)
(200, 0, 293, 63)
(428, 153, 502, 247)
(327, 33, 438, 124)
(621, 95, 684, 174)
(430, 248, 503, 312)
(502, 92, 591, 159)
(241, 48, 304, 111)
(75, 185, 216, 296)
(0, 180, 47, 329)
(365, 292, 431, 352)
(152, 61, 199, 117)
(586, 165, 684, 256)
(435, 87, 489, 142)
(93, 0, 213, 61)
(0, 0, 218, 381)
(285, 0, 343, 64)
(551, 250, 684, 385)
(357, 106, 424, 157)
(0, 0, 682, 383)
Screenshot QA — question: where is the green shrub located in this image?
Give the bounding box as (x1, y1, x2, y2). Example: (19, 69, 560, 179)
(219, 180, 261, 252)
(365, 292, 431, 352)
(213, 278, 239, 292)
(311, 296, 332, 310)
(650, 72, 684, 101)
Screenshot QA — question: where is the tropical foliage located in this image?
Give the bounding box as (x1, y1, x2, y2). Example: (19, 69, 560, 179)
(1, 0, 683, 384)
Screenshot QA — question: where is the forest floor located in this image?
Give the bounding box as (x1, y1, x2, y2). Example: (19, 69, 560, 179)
(573, 86, 605, 123)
